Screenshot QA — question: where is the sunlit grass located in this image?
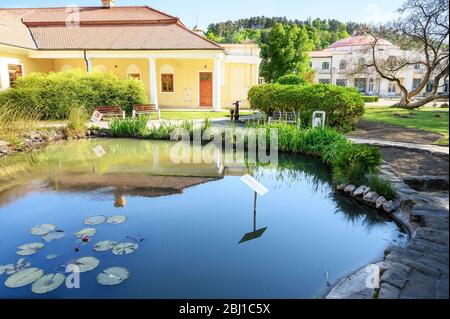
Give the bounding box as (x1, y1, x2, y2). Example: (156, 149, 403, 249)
(363, 106, 449, 145)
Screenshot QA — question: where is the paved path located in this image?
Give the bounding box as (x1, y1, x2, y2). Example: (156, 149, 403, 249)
(348, 137, 449, 156)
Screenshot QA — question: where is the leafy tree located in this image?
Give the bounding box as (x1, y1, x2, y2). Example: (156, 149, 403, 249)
(260, 23, 313, 82)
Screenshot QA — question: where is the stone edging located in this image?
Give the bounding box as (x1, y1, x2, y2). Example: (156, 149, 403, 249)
(327, 160, 449, 299)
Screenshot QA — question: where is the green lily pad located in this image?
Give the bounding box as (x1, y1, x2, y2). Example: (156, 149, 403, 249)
(70, 257, 100, 273)
(16, 243, 45, 256)
(0, 264, 14, 276)
(74, 228, 96, 238)
(31, 273, 66, 294)
(112, 243, 138, 256)
(30, 224, 56, 236)
(94, 240, 118, 252)
(42, 230, 66, 242)
(46, 254, 60, 260)
(84, 215, 106, 225)
(5, 268, 44, 288)
(106, 215, 127, 224)
(97, 267, 129, 286)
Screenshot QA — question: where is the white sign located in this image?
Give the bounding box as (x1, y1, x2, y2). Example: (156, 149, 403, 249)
(92, 145, 106, 158)
(91, 110, 103, 123)
(240, 174, 269, 196)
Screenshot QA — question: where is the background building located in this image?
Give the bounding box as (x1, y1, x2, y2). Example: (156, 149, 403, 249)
(310, 35, 449, 98)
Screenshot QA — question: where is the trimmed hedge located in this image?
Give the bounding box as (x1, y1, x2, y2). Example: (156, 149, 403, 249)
(248, 83, 364, 130)
(277, 74, 308, 86)
(362, 95, 379, 103)
(0, 70, 147, 119)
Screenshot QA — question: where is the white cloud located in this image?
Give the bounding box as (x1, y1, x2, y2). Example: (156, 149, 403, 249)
(365, 3, 399, 25)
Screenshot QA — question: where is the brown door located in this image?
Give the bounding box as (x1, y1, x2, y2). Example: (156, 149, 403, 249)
(199, 72, 213, 107)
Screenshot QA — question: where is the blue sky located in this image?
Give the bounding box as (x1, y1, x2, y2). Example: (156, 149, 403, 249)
(1, 0, 403, 29)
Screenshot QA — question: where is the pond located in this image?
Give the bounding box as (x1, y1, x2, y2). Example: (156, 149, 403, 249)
(0, 138, 406, 299)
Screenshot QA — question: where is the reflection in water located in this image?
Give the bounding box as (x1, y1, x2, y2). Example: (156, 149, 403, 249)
(0, 138, 406, 299)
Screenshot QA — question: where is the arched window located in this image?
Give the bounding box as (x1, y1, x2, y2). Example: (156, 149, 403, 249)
(126, 64, 141, 81)
(358, 58, 366, 67)
(94, 64, 108, 73)
(339, 60, 346, 70)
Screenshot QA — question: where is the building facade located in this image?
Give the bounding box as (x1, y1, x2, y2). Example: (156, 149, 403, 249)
(310, 35, 449, 98)
(0, 1, 261, 110)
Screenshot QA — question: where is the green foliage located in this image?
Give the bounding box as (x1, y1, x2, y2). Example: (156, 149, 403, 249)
(65, 106, 88, 137)
(367, 174, 395, 200)
(248, 83, 365, 130)
(109, 116, 149, 138)
(248, 123, 382, 185)
(207, 17, 360, 50)
(260, 23, 313, 82)
(277, 74, 308, 85)
(362, 96, 380, 102)
(0, 70, 147, 119)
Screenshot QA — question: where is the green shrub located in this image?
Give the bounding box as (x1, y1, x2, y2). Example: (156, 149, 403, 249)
(367, 174, 395, 200)
(277, 74, 308, 86)
(249, 123, 382, 184)
(0, 70, 147, 119)
(109, 116, 149, 138)
(248, 83, 365, 130)
(362, 95, 379, 103)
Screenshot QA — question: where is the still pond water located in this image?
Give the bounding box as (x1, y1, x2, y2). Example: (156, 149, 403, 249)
(0, 139, 405, 298)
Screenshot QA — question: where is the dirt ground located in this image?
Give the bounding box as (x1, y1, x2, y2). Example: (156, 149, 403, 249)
(380, 146, 449, 178)
(347, 120, 443, 144)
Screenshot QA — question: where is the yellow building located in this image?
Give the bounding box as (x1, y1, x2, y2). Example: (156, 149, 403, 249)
(0, 1, 261, 110)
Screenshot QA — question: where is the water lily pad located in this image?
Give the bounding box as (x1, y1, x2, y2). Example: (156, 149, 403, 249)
(97, 267, 129, 286)
(84, 215, 106, 225)
(30, 224, 56, 236)
(46, 254, 60, 260)
(42, 230, 66, 242)
(31, 273, 66, 294)
(112, 243, 138, 256)
(5, 268, 44, 288)
(94, 240, 117, 252)
(106, 215, 127, 224)
(0, 264, 14, 276)
(69, 257, 100, 273)
(74, 228, 96, 238)
(16, 243, 45, 256)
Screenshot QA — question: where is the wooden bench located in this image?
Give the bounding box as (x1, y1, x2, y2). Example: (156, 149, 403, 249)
(268, 110, 300, 126)
(95, 106, 125, 120)
(132, 104, 160, 119)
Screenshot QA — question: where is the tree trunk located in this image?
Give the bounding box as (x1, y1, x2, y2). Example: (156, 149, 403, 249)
(403, 94, 449, 109)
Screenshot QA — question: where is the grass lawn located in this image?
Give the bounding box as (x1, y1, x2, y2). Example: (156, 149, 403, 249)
(160, 110, 254, 120)
(363, 106, 449, 145)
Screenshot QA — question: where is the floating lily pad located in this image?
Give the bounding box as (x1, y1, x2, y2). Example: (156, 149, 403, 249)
(106, 215, 127, 224)
(47, 255, 59, 261)
(74, 228, 96, 238)
(30, 224, 56, 236)
(31, 273, 66, 294)
(69, 257, 100, 273)
(84, 215, 106, 225)
(112, 243, 138, 256)
(5, 268, 44, 288)
(16, 243, 44, 256)
(42, 230, 66, 242)
(97, 267, 129, 286)
(0, 264, 14, 276)
(94, 240, 118, 252)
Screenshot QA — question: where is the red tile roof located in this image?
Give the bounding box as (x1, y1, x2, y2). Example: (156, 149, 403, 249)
(0, 6, 222, 50)
(328, 36, 394, 49)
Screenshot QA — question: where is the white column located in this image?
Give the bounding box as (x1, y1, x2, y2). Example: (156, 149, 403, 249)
(213, 56, 222, 111)
(86, 57, 93, 73)
(0, 63, 10, 89)
(148, 57, 159, 109)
